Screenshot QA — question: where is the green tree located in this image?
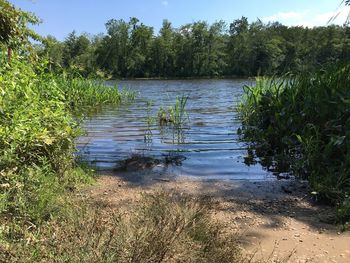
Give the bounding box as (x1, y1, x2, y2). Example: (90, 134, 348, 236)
(150, 20, 175, 77)
(227, 17, 251, 76)
(62, 31, 90, 68)
(40, 35, 64, 70)
(95, 19, 130, 76)
(127, 18, 154, 77)
(205, 21, 227, 76)
(36, 15, 350, 78)
(0, 0, 40, 60)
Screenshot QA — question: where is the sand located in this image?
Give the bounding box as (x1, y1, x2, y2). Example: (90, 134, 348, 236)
(85, 171, 350, 263)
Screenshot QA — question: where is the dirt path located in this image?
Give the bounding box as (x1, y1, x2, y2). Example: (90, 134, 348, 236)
(86, 172, 350, 263)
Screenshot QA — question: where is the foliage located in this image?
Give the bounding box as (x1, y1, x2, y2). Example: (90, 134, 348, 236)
(158, 95, 189, 128)
(146, 99, 154, 127)
(1, 192, 243, 263)
(0, 0, 41, 57)
(0, 58, 78, 176)
(38, 16, 350, 78)
(57, 75, 135, 114)
(0, 53, 133, 230)
(239, 64, 350, 226)
(0, 1, 242, 261)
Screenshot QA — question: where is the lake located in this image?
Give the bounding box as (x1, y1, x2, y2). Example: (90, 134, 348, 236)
(77, 79, 274, 180)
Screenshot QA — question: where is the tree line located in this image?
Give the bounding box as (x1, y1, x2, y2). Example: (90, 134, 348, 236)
(37, 17, 350, 78)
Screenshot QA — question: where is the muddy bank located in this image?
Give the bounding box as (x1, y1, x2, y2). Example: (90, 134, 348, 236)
(85, 172, 350, 263)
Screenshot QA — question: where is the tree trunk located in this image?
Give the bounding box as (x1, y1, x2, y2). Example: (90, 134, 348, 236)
(7, 47, 12, 62)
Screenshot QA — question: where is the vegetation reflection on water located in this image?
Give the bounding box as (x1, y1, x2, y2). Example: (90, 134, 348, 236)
(77, 79, 273, 180)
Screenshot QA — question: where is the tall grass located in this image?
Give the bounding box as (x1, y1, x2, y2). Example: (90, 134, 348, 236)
(158, 95, 189, 128)
(1, 193, 243, 263)
(57, 75, 135, 114)
(239, 64, 350, 227)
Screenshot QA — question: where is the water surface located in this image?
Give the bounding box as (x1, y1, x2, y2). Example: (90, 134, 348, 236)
(77, 79, 273, 180)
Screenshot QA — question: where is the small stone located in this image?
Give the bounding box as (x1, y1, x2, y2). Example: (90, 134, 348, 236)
(299, 239, 303, 242)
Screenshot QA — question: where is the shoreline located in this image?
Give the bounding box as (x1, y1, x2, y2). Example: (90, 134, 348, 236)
(87, 172, 350, 262)
(106, 76, 257, 81)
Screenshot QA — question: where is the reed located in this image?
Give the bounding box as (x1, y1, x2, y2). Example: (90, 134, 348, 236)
(157, 95, 189, 128)
(56, 75, 136, 114)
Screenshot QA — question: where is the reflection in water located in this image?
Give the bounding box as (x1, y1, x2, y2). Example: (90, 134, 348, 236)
(77, 79, 274, 180)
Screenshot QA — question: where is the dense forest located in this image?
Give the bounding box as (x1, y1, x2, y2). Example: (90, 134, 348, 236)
(38, 17, 350, 78)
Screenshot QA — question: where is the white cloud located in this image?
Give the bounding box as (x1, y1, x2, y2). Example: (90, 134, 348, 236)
(263, 11, 305, 22)
(161, 1, 168, 7)
(262, 6, 350, 27)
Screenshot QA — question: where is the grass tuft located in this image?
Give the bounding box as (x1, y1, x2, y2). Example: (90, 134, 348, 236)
(1, 192, 243, 263)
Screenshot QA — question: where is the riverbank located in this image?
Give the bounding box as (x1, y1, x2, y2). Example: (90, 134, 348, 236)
(107, 75, 255, 81)
(88, 173, 350, 263)
(239, 65, 350, 225)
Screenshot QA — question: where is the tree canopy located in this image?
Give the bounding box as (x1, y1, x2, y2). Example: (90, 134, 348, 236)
(38, 18, 350, 78)
(0, 0, 41, 60)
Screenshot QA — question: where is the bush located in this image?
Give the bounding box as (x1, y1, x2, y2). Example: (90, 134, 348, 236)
(0, 55, 130, 225)
(239, 64, 350, 225)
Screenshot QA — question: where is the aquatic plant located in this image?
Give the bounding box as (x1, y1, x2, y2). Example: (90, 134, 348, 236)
(158, 105, 168, 125)
(170, 95, 189, 128)
(57, 75, 136, 115)
(146, 99, 154, 127)
(239, 64, 350, 226)
(158, 95, 189, 128)
(144, 100, 154, 144)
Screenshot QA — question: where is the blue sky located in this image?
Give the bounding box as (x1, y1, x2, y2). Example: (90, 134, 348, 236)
(10, 0, 350, 40)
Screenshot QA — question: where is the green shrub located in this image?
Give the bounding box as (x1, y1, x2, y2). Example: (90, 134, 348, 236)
(239, 64, 350, 225)
(0, 55, 131, 225)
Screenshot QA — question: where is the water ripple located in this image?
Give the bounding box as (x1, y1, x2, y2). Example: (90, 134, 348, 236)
(77, 79, 272, 180)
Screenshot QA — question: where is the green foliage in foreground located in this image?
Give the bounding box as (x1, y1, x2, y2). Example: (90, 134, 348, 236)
(239, 64, 350, 227)
(1, 193, 242, 263)
(0, 55, 131, 228)
(0, 0, 41, 56)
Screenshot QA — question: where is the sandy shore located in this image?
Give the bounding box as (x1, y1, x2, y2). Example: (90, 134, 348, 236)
(86, 171, 350, 263)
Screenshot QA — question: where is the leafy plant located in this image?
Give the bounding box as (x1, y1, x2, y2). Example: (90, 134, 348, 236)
(239, 64, 350, 225)
(0, 0, 41, 60)
(0, 54, 133, 234)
